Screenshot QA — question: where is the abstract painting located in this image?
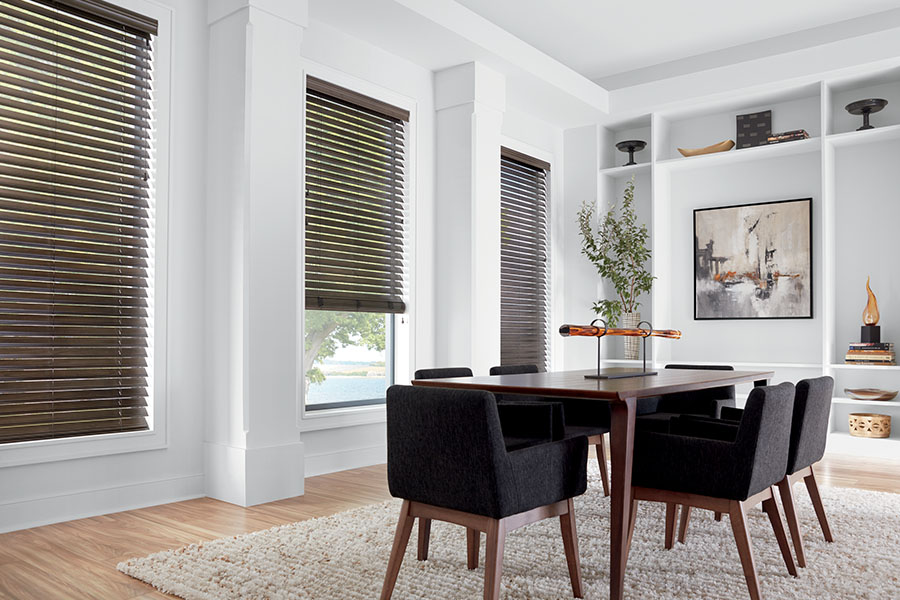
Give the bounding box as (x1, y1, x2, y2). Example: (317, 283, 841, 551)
(694, 198, 812, 319)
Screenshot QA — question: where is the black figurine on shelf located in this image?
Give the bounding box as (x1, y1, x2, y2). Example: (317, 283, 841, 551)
(615, 140, 646, 166)
(845, 99, 888, 131)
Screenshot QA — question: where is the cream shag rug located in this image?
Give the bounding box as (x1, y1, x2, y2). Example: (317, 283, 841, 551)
(119, 463, 900, 599)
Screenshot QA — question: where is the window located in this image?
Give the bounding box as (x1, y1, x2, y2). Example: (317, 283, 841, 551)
(500, 147, 550, 370)
(303, 76, 408, 410)
(0, 0, 158, 443)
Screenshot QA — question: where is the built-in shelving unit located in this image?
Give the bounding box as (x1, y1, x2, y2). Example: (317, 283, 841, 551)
(592, 63, 900, 456)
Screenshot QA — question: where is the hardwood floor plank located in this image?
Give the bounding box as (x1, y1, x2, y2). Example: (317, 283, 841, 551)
(0, 454, 895, 600)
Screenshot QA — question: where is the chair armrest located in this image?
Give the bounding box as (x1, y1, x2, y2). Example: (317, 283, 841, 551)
(496, 402, 556, 443)
(670, 415, 739, 442)
(721, 406, 744, 422)
(506, 436, 588, 515)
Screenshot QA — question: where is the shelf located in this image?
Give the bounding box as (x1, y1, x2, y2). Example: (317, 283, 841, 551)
(826, 432, 900, 458)
(829, 363, 900, 371)
(656, 137, 820, 172)
(832, 396, 900, 408)
(599, 162, 650, 178)
(827, 123, 900, 148)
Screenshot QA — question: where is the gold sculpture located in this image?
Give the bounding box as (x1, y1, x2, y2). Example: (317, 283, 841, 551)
(863, 277, 880, 326)
(559, 324, 682, 339)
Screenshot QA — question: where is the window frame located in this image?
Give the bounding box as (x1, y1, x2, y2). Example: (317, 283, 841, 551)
(297, 62, 415, 432)
(499, 137, 556, 372)
(0, 0, 172, 467)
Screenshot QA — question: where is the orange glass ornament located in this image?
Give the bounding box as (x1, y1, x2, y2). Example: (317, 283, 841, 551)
(863, 277, 880, 326)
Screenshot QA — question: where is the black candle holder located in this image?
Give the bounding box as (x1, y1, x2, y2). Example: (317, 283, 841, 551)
(845, 99, 888, 131)
(615, 140, 647, 166)
(584, 318, 659, 380)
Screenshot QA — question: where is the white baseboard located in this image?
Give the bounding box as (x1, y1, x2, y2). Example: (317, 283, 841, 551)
(304, 443, 386, 477)
(0, 473, 204, 534)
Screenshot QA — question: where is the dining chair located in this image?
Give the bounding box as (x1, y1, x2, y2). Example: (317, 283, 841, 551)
(635, 364, 736, 432)
(382, 385, 588, 600)
(415, 366, 561, 450)
(674, 376, 835, 567)
(490, 364, 611, 496)
(630, 382, 799, 600)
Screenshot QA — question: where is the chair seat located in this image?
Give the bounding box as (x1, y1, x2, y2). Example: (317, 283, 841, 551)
(504, 434, 546, 452)
(564, 424, 610, 439)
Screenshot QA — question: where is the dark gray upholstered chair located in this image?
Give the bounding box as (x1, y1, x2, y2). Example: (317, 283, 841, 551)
(490, 364, 612, 496)
(630, 383, 799, 600)
(381, 385, 587, 600)
(674, 376, 835, 568)
(635, 364, 737, 432)
(414, 367, 560, 450)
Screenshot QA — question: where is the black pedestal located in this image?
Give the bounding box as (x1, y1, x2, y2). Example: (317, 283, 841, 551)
(861, 325, 881, 343)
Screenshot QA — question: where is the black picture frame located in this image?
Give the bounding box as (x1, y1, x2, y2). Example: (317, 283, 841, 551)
(693, 198, 813, 320)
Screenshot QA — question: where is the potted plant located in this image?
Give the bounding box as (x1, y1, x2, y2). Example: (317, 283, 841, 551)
(577, 177, 654, 359)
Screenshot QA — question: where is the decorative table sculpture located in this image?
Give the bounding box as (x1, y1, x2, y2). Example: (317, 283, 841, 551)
(615, 140, 646, 166)
(845, 99, 888, 131)
(862, 277, 881, 343)
(559, 320, 681, 379)
(677, 139, 735, 157)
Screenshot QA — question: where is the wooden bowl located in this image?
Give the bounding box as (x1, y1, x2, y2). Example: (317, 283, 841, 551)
(677, 140, 735, 157)
(844, 388, 898, 401)
(848, 413, 892, 438)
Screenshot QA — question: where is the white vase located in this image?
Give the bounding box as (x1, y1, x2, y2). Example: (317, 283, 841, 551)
(622, 311, 641, 360)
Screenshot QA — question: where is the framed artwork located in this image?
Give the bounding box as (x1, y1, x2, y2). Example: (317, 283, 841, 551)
(694, 198, 812, 320)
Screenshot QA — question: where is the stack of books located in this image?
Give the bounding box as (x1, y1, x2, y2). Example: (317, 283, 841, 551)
(845, 342, 896, 366)
(768, 129, 809, 144)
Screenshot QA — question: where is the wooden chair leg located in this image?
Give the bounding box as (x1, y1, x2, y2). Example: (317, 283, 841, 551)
(626, 498, 638, 559)
(484, 519, 507, 600)
(417, 517, 432, 561)
(466, 527, 480, 570)
(664, 503, 677, 549)
(762, 495, 798, 577)
(804, 467, 834, 543)
(678, 505, 692, 544)
(714, 512, 723, 522)
(729, 500, 762, 600)
(380, 500, 415, 600)
(559, 498, 584, 598)
(777, 477, 806, 568)
(597, 435, 611, 497)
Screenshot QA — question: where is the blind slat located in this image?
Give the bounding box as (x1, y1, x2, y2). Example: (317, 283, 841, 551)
(0, 0, 156, 444)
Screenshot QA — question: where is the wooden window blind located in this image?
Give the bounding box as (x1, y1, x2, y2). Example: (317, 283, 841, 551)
(500, 147, 550, 370)
(0, 0, 157, 443)
(304, 76, 408, 314)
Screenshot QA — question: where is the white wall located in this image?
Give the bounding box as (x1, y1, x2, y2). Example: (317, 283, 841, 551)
(0, 0, 209, 532)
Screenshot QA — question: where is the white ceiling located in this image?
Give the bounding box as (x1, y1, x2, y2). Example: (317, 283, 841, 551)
(454, 0, 900, 84)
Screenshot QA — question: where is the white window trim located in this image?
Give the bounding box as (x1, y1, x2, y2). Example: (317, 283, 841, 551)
(0, 0, 173, 468)
(297, 61, 417, 432)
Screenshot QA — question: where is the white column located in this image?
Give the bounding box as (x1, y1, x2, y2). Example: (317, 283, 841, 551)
(433, 63, 506, 374)
(204, 0, 307, 506)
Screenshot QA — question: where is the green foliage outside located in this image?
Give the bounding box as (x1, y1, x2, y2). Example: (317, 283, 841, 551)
(304, 311, 386, 386)
(577, 177, 654, 327)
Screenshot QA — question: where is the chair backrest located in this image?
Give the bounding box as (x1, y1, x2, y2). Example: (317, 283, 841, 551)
(786, 376, 834, 475)
(414, 367, 473, 380)
(489, 364, 538, 376)
(386, 385, 515, 517)
(657, 364, 736, 416)
(733, 382, 796, 498)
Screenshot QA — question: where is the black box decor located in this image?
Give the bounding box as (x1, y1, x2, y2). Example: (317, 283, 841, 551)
(736, 110, 772, 149)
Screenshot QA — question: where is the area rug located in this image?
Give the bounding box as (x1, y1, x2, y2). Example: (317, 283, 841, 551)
(119, 463, 900, 599)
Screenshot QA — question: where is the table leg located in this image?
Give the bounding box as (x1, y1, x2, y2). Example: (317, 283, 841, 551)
(609, 396, 636, 600)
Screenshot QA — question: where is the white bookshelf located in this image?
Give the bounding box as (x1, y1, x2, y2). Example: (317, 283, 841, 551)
(592, 62, 900, 456)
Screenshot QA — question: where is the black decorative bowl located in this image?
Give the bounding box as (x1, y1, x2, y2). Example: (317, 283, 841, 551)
(616, 139, 647, 166)
(845, 98, 888, 131)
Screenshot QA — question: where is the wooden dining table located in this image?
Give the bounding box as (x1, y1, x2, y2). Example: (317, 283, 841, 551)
(412, 367, 774, 600)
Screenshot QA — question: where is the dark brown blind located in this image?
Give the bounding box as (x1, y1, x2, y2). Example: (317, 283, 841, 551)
(0, 0, 157, 443)
(500, 149, 549, 370)
(305, 77, 408, 314)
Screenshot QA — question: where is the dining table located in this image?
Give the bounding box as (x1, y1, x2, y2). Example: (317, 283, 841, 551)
(411, 367, 775, 600)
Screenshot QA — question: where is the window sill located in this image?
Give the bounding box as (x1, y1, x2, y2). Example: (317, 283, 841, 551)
(0, 428, 167, 469)
(298, 403, 386, 432)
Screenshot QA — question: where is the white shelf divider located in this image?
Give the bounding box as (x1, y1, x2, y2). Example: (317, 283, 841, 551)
(598, 162, 651, 178)
(826, 123, 900, 148)
(655, 137, 820, 172)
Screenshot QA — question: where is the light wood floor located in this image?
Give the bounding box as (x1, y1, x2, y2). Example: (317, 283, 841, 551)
(1, 454, 898, 600)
